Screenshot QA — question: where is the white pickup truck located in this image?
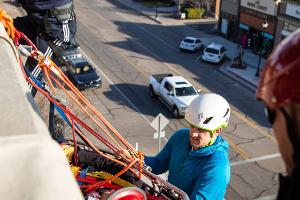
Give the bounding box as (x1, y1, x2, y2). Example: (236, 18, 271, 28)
(149, 74, 200, 118)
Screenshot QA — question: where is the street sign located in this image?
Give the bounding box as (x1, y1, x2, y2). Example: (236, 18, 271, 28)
(154, 131, 165, 139)
(150, 113, 169, 131)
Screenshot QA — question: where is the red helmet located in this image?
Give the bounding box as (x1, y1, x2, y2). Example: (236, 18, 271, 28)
(256, 29, 300, 110)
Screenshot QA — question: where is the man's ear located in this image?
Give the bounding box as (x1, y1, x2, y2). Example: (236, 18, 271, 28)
(215, 128, 222, 135)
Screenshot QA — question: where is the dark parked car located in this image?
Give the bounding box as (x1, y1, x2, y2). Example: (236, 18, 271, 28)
(65, 58, 101, 90)
(61, 44, 82, 61)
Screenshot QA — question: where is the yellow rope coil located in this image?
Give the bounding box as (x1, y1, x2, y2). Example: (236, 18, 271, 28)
(0, 8, 16, 40)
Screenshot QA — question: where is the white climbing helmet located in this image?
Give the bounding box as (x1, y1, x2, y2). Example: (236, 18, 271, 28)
(185, 93, 230, 132)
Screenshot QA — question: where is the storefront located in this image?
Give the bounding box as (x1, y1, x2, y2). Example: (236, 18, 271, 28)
(238, 0, 278, 57)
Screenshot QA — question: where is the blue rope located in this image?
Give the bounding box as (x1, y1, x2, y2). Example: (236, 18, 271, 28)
(23, 66, 44, 89)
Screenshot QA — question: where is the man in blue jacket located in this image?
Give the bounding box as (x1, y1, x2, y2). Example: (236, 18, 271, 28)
(145, 93, 231, 200)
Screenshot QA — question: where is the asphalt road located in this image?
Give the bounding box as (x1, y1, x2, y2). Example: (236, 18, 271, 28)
(71, 0, 285, 199)
(1, 0, 285, 199)
(70, 0, 286, 199)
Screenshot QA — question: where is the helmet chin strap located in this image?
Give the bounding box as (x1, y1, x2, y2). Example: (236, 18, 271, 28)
(203, 128, 222, 148)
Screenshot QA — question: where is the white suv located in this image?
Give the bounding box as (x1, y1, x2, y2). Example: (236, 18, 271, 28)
(202, 43, 227, 63)
(179, 37, 203, 52)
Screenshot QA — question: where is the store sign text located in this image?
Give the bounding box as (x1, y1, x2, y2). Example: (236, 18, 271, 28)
(247, 2, 267, 11)
(241, 0, 277, 16)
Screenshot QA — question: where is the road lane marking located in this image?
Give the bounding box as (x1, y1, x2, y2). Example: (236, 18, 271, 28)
(223, 136, 249, 159)
(115, 4, 277, 145)
(84, 32, 249, 159)
(80, 51, 169, 142)
(116, 10, 275, 144)
(76, 3, 255, 158)
(231, 153, 281, 167)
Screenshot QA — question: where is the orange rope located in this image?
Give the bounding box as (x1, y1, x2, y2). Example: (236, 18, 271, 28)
(2, 8, 145, 181)
(49, 73, 124, 150)
(0, 8, 21, 42)
(39, 54, 139, 159)
(85, 158, 138, 193)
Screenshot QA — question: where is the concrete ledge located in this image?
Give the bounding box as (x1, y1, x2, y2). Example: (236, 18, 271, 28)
(0, 23, 83, 199)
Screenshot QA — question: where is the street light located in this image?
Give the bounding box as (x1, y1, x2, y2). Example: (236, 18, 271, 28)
(255, 20, 268, 76)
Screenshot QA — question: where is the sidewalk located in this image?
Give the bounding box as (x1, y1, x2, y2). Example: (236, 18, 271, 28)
(116, 0, 266, 92)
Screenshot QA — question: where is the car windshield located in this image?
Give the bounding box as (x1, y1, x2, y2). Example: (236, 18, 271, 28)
(175, 86, 197, 97)
(205, 48, 219, 54)
(74, 62, 93, 74)
(183, 39, 194, 43)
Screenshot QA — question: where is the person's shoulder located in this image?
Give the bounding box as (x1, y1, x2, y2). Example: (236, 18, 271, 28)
(171, 128, 189, 139)
(212, 137, 229, 162)
(200, 151, 230, 177)
(209, 149, 229, 166)
(168, 128, 189, 143)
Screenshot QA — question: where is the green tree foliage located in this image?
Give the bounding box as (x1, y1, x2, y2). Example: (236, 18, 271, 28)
(185, 7, 205, 19)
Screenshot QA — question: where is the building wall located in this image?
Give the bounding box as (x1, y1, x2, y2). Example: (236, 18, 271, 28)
(239, 12, 275, 34)
(221, 0, 239, 15)
(219, 0, 240, 40)
(275, 1, 300, 46)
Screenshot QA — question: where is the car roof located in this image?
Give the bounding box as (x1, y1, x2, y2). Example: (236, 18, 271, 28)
(69, 58, 88, 65)
(206, 43, 224, 50)
(183, 36, 198, 41)
(165, 76, 193, 87)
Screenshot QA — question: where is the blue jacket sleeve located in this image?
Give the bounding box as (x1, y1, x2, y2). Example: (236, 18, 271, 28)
(144, 132, 177, 175)
(190, 164, 230, 200)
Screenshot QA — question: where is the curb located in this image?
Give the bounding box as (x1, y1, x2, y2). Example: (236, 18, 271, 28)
(219, 66, 257, 92)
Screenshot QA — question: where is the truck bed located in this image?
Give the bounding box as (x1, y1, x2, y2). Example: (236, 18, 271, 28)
(152, 73, 173, 84)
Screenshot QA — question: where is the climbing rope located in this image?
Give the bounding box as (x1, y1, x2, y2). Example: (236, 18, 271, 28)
(0, 8, 20, 42)
(0, 7, 144, 184)
(0, 9, 189, 200)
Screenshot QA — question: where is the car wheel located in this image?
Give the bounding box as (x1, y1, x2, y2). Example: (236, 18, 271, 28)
(149, 86, 157, 98)
(172, 106, 180, 118)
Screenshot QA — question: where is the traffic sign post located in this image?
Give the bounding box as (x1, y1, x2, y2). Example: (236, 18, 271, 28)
(151, 113, 169, 151)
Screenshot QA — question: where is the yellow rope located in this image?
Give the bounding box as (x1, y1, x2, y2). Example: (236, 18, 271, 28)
(0, 8, 17, 40)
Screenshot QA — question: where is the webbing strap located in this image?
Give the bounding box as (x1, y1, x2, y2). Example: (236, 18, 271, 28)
(80, 167, 89, 178)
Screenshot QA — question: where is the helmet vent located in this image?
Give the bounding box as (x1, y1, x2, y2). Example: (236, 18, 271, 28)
(203, 117, 213, 124)
(223, 108, 229, 118)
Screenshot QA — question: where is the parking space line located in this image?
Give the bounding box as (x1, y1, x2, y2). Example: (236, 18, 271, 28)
(195, 55, 202, 62)
(231, 153, 280, 167)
